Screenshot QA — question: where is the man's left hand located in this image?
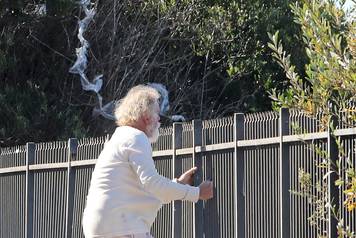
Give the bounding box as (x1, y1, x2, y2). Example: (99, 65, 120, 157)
(177, 167, 197, 185)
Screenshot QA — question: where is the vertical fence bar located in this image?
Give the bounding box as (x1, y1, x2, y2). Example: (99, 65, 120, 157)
(172, 123, 183, 238)
(328, 115, 339, 238)
(25, 142, 35, 238)
(193, 120, 203, 238)
(279, 108, 290, 238)
(66, 138, 78, 238)
(234, 113, 245, 238)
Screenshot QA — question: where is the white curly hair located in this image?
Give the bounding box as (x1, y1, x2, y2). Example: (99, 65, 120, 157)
(114, 85, 161, 126)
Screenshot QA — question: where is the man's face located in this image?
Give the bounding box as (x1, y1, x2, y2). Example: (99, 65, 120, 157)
(146, 101, 161, 143)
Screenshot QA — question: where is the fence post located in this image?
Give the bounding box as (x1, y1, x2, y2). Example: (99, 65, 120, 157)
(25, 142, 35, 238)
(66, 138, 78, 238)
(172, 123, 183, 238)
(328, 115, 339, 238)
(234, 113, 245, 238)
(193, 120, 203, 238)
(279, 108, 290, 238)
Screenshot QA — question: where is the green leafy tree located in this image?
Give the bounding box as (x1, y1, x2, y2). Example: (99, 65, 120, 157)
(1, 0, 307, 146)
(268, 0, 355, 120)
(268, 0, 356, 236)
(0, 0, 89, 147)
(86, 0, 307, 119)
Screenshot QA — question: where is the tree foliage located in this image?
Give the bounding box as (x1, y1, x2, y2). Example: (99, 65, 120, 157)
(269, 0, 356, 122)
(268, 0, 356, 235)
(0, 1, 90, 146)
(0, 0, 306, 146)
(85, 0, 307, 119)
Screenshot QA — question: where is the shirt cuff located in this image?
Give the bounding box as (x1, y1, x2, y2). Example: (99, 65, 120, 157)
(183, 185, 200, 203)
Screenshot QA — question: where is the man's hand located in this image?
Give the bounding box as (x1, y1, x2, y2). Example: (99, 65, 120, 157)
(199, 181, 213, 200)
(177, 167, 197, 185)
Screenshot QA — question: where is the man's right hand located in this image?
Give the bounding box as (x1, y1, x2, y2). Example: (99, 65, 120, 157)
(198, 181, 213, 200)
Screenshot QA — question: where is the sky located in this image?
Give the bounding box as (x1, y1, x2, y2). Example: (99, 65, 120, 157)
(344, 0, 355, 7)
(343, 0, 355, 11)
(338, 0, 355, 21)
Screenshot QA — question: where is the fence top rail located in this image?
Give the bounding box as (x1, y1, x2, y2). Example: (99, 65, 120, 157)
(78, 135, 109, 146)
(245, 111, 279, 123)
(35, 141, 67, 150)
(0, 110, 356, 156)
(1, 127, 355, 174)
(0, 145, 27, 156)
(158, 126, 173, 135)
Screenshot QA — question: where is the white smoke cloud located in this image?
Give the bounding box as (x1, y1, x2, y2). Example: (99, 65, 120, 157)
(70, 1, 185, 122)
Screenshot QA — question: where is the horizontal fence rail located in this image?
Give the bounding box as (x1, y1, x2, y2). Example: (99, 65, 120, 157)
(1, 108, 356, 238)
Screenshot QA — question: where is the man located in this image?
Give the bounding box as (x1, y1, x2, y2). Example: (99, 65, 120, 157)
(82, 85, 214, 238)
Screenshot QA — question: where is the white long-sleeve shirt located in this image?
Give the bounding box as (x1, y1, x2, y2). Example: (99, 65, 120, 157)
(82, 126, 200, 237)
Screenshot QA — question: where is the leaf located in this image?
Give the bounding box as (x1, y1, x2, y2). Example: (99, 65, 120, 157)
(273, 31, 279, 45)
(335, 179, 344, 186)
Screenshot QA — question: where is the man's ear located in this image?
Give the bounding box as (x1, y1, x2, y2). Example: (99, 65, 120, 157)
(142, 113, 151, 126)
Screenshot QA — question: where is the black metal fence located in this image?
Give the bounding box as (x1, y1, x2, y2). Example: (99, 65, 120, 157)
(1, 108, 355, 238)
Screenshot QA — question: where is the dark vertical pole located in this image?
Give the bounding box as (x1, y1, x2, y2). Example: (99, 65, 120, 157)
(193, 120, 203, 238)
(66, 138, 78, 238)
(172, 123, 183, 238)
(25, 142, 35, 238)
(279, 108, 290, 238)
(328, 115, 339, 238)
(234, 113, 245, 238)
